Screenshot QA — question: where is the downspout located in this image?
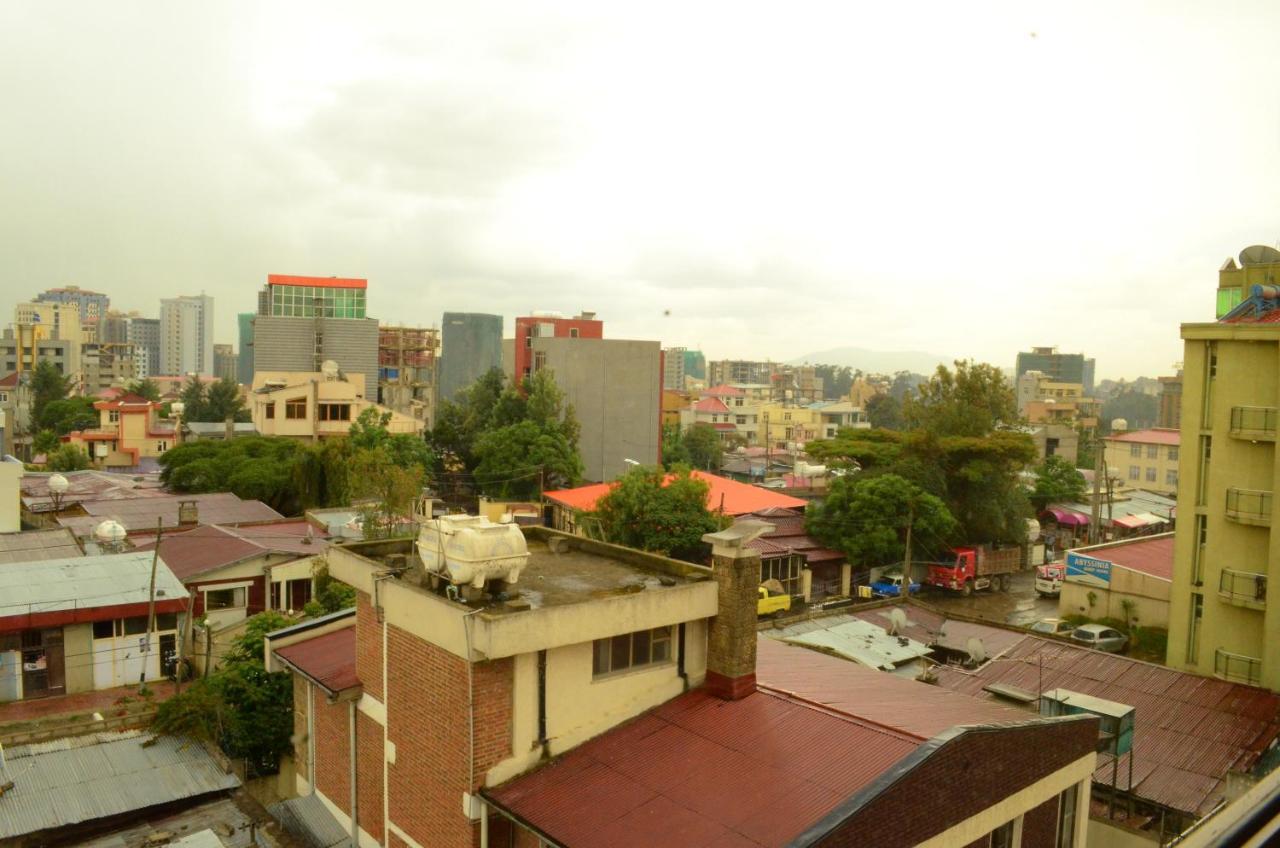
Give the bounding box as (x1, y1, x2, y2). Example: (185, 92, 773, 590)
(462, 608, 483, 829)
(537, 649, 547, 756)
(677, 623, 688, 691)
(307, 681, 316, 792)
(349, 700, 358, 847)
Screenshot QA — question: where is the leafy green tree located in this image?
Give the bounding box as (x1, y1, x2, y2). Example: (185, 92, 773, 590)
(429, 368, 507, 470)
(178, 375, 208, 421)
(46, 443, 90, 471)
(348, 447, 425, 537)
(30, 360, 70, 426)
(661, 423, 690, 470)
(812, 364, 855, 399)
(33, 430, 60, 455)
(865, 393, 904, 430)
(807, 473, 957, 567)
(36, 396, 99, 434)
(684, 423, 723, 471)
(904, 360, 1018, 437)
(1101, 389, 1158, 433)
(303, 563, 357, 618)
(125, 378, 161, 402)
(1031, 455, 1087, 508)
(186, 377, 249, 423)
(474, 420, 581, 499)
(592, 466, 728, 562)
(161, 437, 306, 512)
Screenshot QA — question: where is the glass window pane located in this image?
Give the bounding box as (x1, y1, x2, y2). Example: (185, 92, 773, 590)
(123, 616, 148, 635)
(652, 627, 671, 662)
(593, 639, 610, 675)
(632, 629, 651, 665)
(611, 634, 631, 671)
(93, 620, 114, 639)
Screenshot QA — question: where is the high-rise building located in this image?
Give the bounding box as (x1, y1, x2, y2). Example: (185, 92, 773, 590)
(683, 349, 706, 381)
(1168, 253, 1280, 691)
(438, 312, 503, 402)
(237, 312, 255, 386)
(512, 311, 603, 384)
(213, 344, 237, 381)
(378, 325, 439, 429)
(1014, 347, 1096, 395)
(159, 294, 214, 376)
(252, 275, 378, 391)
(127, 317, 160, 379)
(34, 286, 110, 325)
(663, 346, 687, 390)
(11, 301, 82, 380)
(708, 359, 779, 388)
(1159, 373, 1184, 430)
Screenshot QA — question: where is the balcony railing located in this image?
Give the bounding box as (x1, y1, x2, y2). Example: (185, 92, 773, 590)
(1230, 406, 1278, 441)
(1214, 648, 1263, 686)
(1226, 488, 1273, 526)
(1219, 569, 1268, 609)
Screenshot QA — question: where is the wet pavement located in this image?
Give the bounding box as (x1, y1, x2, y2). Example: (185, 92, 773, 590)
(917, 569, 1059, 628)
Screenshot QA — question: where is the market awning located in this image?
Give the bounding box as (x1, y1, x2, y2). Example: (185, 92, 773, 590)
(1112, 514, 1148, 529)
(1134, 511, 1169, 526)
(1046, 507, 1090, 527)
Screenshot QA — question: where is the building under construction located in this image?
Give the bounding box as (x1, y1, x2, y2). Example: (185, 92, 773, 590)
(378, 325, 439, 430)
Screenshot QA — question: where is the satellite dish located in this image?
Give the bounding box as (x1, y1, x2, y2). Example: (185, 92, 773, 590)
(966, 637, 988, 665)
(1240, 245, 1280, 267)
(886, 608, 908, 636)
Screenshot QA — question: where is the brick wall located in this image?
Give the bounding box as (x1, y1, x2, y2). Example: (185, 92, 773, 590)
(357, 710, 384, 841)
(385, 623, 514, 848)
(356, 591, 383, 701)
(815, 718, 1096, 848)
(312, 685, 351, 814)
(1021, 795, 1062, 847)
(706, 548, 761, 699)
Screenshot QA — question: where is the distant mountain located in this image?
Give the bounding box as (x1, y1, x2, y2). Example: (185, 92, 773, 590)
(791, 346, 952, 375)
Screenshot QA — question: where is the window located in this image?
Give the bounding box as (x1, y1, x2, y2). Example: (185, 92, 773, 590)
(1147, 444, 1159, 459)
(92, 620, 114, 639)
(1187, 593, 1203, 665)
(317, 403, 351, 422)
(109, 410, 119, 423)
(285, 397, 306, 419)
(592, 627, 673, 676)
(991, 820, 1016, 848)
(1166, 469, 1178, 486)
(1168, 446, 1179, 461)
(205, 586, 247, 610)
(265, 402, 275, 420)
(1057, 784, 1078, 848)
(1128, 465, 1140, 480)
(1146, 467, 1157, 482)
(1193, 516, 1207, 583)
(569, 327, 579, 338)
(533, 351, 547, 372)
(156, 441, 168, 452)
(1130, 444, 1141, 457)
(122, 616, 149, 635)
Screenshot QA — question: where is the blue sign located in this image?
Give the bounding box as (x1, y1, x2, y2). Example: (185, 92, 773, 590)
(1066, 552, 1112, 587)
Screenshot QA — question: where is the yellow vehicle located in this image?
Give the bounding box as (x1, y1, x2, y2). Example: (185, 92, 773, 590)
(757, 583, 792, 617)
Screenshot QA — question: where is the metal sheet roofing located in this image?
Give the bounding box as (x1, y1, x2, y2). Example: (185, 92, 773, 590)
(0, 528, 83, 562)
(544, 471, 806, 516)
(0, 551, 187, 622)
(0, 730, 240, 839)
(269, 792, 348, 847)
(56, 492, 283, 534)
(485, 686, 921, 848)
(1103, 428, 1180, 445)
(932, 635, 1280, 815)
(274, 626, 359, 694)
(781, 619, 930, 671)
(133, 521, 327, 580)
(1068, 533, 1175, 581)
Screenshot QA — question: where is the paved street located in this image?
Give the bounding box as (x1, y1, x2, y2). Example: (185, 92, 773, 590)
(918, 568, 1058, 628)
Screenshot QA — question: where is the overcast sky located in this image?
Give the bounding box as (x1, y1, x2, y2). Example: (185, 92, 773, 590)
(3, 1, 1278, 379)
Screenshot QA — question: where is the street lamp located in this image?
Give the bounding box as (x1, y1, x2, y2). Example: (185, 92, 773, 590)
(47, 472, 69, 514)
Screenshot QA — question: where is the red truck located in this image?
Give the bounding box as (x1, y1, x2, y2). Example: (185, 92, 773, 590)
(926, 545, 1025, 595)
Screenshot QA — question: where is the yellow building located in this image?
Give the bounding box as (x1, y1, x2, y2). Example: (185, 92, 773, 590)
(251, 367, 423, 442)
(661, 389, 694, 429)
(1102, 428, 1180, 496)
(1168, 269, 1280, 690)
(757, 402, 824, 451)
(64, 393, 176, 468)
(11, 301, 82, 379)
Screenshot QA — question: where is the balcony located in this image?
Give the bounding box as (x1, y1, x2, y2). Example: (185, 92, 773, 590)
(1219, 569, 1268, 610)
(1214, 648, 1263, 687)
(1230, 406, 1278, 441)
(1226, 488, 1272, 527)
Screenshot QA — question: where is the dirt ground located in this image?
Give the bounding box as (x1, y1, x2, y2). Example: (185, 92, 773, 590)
(918, 568, 1059, 627)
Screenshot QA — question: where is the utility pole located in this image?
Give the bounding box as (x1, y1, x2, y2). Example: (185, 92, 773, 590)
(1090, 434, 1104, 545)
(139, 519, 162, 693)
(903, 502, 915, 594)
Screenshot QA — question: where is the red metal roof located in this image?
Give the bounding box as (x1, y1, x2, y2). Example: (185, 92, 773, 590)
(1071, 534, 1174, 581)
(134, 521, 327, 581)
(267, 274, 367, 290)
(274, 627, 359, 694)
(932, 635, 1280, 815)
(693, 397, 731, 413)
(1103, 428, 1180, 445)
(0, 372, 18, 389)
(486, 686, 920, 848)
(702, 384, 745, 397)
(544, 471, 807, 517)
(56, 492, 284, 535)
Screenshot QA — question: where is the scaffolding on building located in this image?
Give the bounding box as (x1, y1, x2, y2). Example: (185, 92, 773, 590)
(378, 326, 440, 427)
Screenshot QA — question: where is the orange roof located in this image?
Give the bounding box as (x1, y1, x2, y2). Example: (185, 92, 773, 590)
(692, 397, 730, 413)
(1103, 428, 1179, 445)
(702, 384, 745, 397)
(267, 274, 367, 290)
(544, 470, 807, 516)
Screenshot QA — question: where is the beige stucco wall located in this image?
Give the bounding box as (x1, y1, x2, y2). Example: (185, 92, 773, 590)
(1087, 817, 1159, 848)
(0, 461, 19, 533)
(1059, 564, 1171, 628)
(63, 622, 95, 694)
(1105, 436, 1180, 496)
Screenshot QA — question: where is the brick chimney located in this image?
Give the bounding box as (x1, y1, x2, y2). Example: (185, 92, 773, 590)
(702, 520, 773, 700)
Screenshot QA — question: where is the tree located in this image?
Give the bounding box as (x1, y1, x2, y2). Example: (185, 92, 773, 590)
(1031, 455, 1087, 508)
(188, 377, 249, 423)
(904, 360, 1018, 437)
(473, 420, 581, 499)
(33, 430, 60, 455)
(178, 375, 208, 421)
(161, 437, 307, 512)
(429, 368, 507, 470)
(125, 378, 161, 402)
(348, 447, 425, 538)
(46, 443, 90, 471)
(36, 396, 98, 434)
(302, 563, 357, 618)
(30, 360, 69, 426)
(684, 423, 722, 471)
(807, 474, 957, 567)
(812, 364, 855, 399)
(865, 393, 904, 430)
(592, 466, 728, 562)
(661, 423, 690, 470)
(1101, 389, 1158, 433)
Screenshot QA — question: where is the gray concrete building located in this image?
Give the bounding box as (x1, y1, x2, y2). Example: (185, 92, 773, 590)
(213, 343, 237, 381)
(0, 329, 75, 377)
(159, 294, 214, 376)
(439, 312, 503, 402)
(237, 312, 255, 386)
(529, 337, 662, 482)
(252, 314, 379, 391)
(127, 317, 160, 379)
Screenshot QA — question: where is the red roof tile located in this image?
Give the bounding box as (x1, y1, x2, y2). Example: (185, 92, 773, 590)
(274, 627, 359, 693)
(545, 471, 807, 516)
(1103, 428, 1180, 445)
(693, 397, 731, 413)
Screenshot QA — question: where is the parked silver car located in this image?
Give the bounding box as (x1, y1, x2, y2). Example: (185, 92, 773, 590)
(1029, 618, 1074, 637)
(1070, 623, 1128, 653)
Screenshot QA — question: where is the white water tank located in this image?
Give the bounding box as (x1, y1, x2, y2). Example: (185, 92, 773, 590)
(417, 515, 530, 588)
(795, 462, 827, 478)
(1111, 418, 1128, 433)
(1025, 518, 1041, 543)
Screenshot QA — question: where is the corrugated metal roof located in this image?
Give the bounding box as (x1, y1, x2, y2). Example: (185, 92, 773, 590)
(1067, 533, 1175, 581)
(545, 472, 806, 516)
(0, 528, 83, 562)
(1103, 428, 1180, 445)
(781, 619, 930, 671)
(133, 521, 327, 581)
(0, 551, 187, 620)
(269, 792, 348, 847)
(932, 635, 1280, 815)
(56, 492, 283, 534)
(274, 627, 359, 694)
(485, 686, 920, 848)
(0, 730, 240, 839)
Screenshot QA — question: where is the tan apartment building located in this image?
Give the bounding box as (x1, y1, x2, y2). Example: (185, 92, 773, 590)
(1168, 264, 1280, 690)
(251, 366, 423, 442)
(63, 393, 177, 469)
(1103, 428, 1180, 496)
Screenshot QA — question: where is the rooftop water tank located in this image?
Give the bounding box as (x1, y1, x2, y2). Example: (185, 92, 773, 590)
(417, 515, 530, 589)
